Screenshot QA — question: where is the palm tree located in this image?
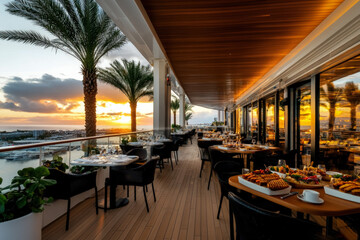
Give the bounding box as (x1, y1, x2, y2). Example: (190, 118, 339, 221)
(98, 59, 153, 132)
(185, 103, 193, 125)
(170, 97, 180, 125)
(0, 0, 126, 136)
(344, 82, 360, 131)
(320, 82, 343, 139)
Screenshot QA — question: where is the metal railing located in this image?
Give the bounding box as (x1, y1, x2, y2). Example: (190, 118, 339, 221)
(0, 130, 153, 186)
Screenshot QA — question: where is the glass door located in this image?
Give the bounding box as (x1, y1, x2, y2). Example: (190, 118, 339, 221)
(295, 82, 311, 167)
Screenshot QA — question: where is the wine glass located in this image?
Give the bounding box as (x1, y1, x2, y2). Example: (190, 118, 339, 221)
(252, 138, 256, 145)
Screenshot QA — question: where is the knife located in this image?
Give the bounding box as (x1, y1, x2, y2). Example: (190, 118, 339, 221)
(280, 192, 298, 199)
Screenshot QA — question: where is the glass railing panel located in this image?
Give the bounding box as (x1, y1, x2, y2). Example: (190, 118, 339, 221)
(0, 147, 41, 187)
(42, 142, 72, 166)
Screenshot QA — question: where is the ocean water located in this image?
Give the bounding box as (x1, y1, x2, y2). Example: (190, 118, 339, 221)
(0, 148, 84, 187)
(0, 125, 152, 132)
(0, 124, 152, 187)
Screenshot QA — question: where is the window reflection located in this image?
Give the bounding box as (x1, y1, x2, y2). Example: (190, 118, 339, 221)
(247, 105, 252, 136)
(265, 96, 275, 144)
(252, 102, 258, 139)
(297, 85, 311, 166)
(320, 55, 360, 172)
(279, 91, 285, 149)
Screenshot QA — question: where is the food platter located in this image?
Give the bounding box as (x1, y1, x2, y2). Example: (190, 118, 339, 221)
(238, 176, 291, 195)
(324, 185, 360, 203)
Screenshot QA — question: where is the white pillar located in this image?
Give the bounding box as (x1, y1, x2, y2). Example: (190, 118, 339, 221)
(179, 88, 185, 127)
(153, 59, 171, 136)
(217, 110, 221, 122)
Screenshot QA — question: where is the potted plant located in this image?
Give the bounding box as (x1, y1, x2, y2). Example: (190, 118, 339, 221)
(43, 155, 69, 172)
(42, 156, 99, 230)
(0, 166, 56, 239)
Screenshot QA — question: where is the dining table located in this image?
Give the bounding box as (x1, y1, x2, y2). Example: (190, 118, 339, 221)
(211, 144, 280, 169)
(228, 175, 360, 236)
(71, 154, 139, 209)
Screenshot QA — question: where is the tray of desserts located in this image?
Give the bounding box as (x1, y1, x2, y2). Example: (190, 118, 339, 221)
(324, 175, 360, 203)
(239, 170, 291, 195)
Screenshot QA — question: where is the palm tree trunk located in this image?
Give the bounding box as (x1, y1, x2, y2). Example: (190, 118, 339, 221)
(83, 68, 97, 137)
(130, 102, 137, 132)
(351, 105, 357, 131)
(173, 111, 176, 125)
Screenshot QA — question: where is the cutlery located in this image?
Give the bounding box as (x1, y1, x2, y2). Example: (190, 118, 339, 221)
(280, 191, 298, 199)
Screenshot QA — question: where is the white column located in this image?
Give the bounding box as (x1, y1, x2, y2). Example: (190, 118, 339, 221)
(217, 110, 221, 122)
(153, 59, 171, 136)
(179, 87, 185, 127)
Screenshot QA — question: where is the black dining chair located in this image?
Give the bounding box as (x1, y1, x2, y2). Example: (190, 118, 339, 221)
(126, 148, 147, 165)
(198, 140, 222, 178)
(228, 192, 323, 240)
(214, 161, 243, 219)
(120, 144, 143, 154)
(104, 158, 158, 212)
(45, 168, 98, 230)
(208, 147, 238, 190)
(171, 138, 182, 164)
(197, 132, 204, 139)
(152, 142, 173, 171)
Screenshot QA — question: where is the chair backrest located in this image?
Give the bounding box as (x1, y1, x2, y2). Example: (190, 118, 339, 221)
(281, 149, 297, 168)
(214, 161, 243, 196)
(152, 143, 172, 158)
(137, 158, 158, 184)
(172, 138, 181, 151)
(214, 161, 243, 183)
(197, 132, 203, 139)
(228, 192, 321, 240)
(209, 148, 237, 170)
(120, 144, 143, 154)
(45, 168, 97, 199)
(126, 148, 147, 161)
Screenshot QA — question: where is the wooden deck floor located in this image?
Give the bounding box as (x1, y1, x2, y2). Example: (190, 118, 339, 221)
(43, 140, 231, 240)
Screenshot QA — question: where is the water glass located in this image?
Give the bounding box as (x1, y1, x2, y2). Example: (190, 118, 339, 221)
(278, 159, 286, 166)
(242, 168, 250, 174)
(318, 164, 326, 172)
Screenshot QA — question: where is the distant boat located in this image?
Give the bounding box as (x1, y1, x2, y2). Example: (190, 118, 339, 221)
(6, 151, 39, 161)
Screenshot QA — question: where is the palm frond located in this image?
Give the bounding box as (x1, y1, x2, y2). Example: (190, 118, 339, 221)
(98, 59, 154, 104)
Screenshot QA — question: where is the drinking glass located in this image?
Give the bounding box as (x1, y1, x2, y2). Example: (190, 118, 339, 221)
(318, 164, 326, 172)
(242, 168, 250, 174)
(278, 159, 286, 166)
(252, 138, 256, 145)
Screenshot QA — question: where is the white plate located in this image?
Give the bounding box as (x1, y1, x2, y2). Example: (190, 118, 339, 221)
(326, 171, 342, 176)
(324, 185, 360, 203)
(297, 194, 324, 204)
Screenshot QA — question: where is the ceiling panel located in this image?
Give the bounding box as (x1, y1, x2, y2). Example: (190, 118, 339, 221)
(140, 0, 344, 109)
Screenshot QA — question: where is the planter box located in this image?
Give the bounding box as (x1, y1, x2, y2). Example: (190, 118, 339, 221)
(0, 212, 42, 240)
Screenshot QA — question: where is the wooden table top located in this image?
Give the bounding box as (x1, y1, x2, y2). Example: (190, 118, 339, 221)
(198, 138, 223, 142)
(228, 175, 360, 216)
(211, 145, 280, 154)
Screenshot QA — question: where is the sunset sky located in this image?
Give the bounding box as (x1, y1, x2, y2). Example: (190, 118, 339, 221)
(0, 1, 218, 130)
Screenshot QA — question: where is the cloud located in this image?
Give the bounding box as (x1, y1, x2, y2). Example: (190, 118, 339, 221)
(0, 74, 83, 113)
(0, 74, 134, 113)
(107, 112, 131, 117)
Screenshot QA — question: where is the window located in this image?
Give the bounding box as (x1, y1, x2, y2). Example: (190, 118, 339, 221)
(252, 102, 259, 138)
(296, 83, 311, 166)
(319, 55, 360, 172)
(265, 96, 275, 144)
(279, 91, 285, 149)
